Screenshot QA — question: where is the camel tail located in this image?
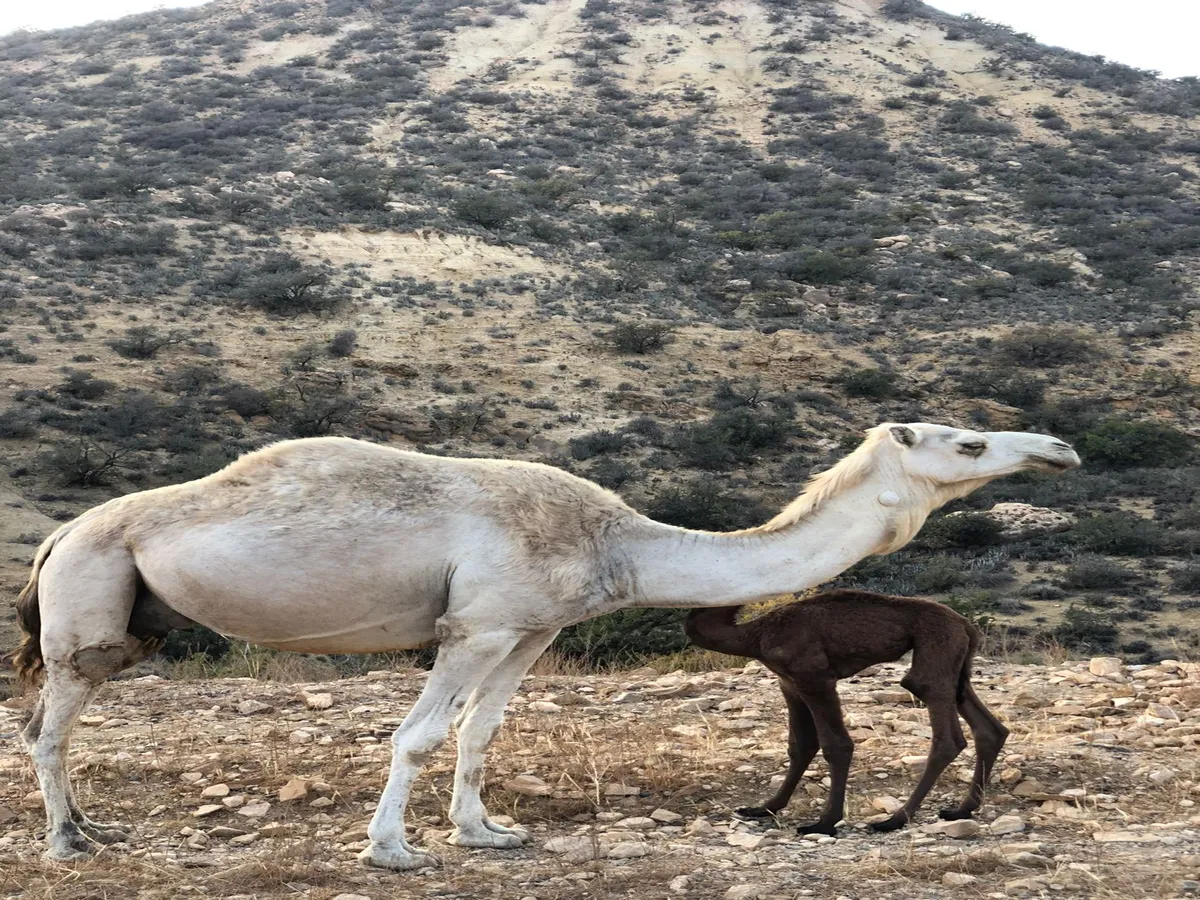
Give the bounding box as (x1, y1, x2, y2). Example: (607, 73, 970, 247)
(7, 527, 70, 687)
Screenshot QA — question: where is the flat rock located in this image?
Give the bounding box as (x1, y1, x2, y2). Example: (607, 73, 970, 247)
(606, 841, 651, 859)
(503, 775, 552, 796)
(943, 873, 978, 886)
(237, 800, 271, 818)
(303, 692, 333, 710)
(1089, 658, 1124, 678)
(1093, 831, 1159, 843)
(193, 804, 223, 818)
(989, 815, 1026, 835)
(726, 886, 771, 900)
(236, 700, 271, 715)
(279, 779, 309, 802)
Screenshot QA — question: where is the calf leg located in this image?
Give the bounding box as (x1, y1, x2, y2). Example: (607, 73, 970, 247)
(737, 684, 818, 819)
(871, 687, 967, 832)
(940, 684, 1009, 820)
(795, 682, 852, 836)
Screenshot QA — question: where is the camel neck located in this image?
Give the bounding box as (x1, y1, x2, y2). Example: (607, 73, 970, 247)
(620, 477, 928, 609)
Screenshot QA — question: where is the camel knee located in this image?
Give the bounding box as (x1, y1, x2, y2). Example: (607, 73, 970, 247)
(392, 721, 452, 767)
(21, 700, 45, 748)
(71, 640, 137, 685)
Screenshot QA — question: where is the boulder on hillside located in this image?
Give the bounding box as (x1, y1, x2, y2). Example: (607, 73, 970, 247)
(951, 502, 1075, 541)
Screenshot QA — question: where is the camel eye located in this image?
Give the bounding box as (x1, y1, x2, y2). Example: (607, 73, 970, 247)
(959, 441, 986, 457)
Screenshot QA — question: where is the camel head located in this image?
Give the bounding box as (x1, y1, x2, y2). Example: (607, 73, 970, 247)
(879, 422, 1080, 489)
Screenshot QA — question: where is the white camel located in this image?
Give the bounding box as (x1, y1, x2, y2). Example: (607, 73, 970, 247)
(12, 422, 1079, 869)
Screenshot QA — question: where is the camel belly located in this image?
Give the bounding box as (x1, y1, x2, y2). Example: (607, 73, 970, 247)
(132, 523, 451, 653)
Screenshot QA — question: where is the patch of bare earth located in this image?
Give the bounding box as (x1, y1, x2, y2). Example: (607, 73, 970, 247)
(3, 655, 1199, 898)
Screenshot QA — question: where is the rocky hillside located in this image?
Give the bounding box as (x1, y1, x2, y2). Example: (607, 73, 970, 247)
(0, 0, 1198, 659)
(4, 655, 1200, 898)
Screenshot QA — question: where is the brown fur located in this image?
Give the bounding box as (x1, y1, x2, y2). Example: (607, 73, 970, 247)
(685, 590, 1009, 834)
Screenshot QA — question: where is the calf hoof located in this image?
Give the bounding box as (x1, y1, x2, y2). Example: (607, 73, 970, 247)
(735, 806, 774, 819)
(938, 807, 973, 821)
(358, 841, 440, 871)
(868, 815, 909, 833)
(796, 822, 838, 837)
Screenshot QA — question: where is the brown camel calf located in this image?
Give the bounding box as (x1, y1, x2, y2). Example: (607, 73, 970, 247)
(685, 589, 1008, 835)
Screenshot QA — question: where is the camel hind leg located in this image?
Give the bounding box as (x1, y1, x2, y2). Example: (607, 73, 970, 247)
(27, 537, 143, 860)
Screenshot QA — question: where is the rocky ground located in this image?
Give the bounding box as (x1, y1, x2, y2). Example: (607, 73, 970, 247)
(3, 655, 1200, 900)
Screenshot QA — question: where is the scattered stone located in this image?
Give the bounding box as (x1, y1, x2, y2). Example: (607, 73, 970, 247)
(201, 783, 230, 798)
(725, 832, 765, 850)
(529, 700, 562, 713)
(303, 692, 333, 710)
(1093, 831, 1160, 843)
(940, 820, 982, 839)
(237, 800, 271, 818)
(650, 808, 683, 824)
(503, 775, 552, 796)
(603, 783, 641, 797)
(208, 826, 249, 839)
(193, 805, 223, 818)
(943, 873, 978, 887)
(279, 779, 309, 802)
(606, 841, 651, 859)
(872, 796, 902, 814)
(726, 886, 770, 900)
(236, 699, 271, 715)
(989, 815, 1026, 836)
(1089, 658, 1124, 678)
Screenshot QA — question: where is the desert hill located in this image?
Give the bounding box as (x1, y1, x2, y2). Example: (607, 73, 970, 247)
(0, 1, 1198, 657)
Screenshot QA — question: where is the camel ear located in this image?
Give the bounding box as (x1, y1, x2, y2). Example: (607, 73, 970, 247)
(888, 425, 917, 448)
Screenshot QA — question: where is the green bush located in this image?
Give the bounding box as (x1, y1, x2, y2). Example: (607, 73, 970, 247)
(918, 513, 1005, 550)
(673, 408, 795, 470)
(1070, 513, 1165, 556)
(957, 369, 1046, 409)
(1170, 565, 1200, 593)
(643, 477, 770, 531)
(1051, 605, 1119, 653)
(452, 190, 521, 228)
(1060, 555, 1135, 590)
(1076, 418, 1193, 470)
(837, 368, 898, 399)
(569, 429, 629, 461)
(159, 626, 232, 661)
(914, 555, 963, 592)
(109, 326, 184, 360)
(604, 322, 674, 354)
(993, 326, 1098, 368)
(554, 608, 689, 668)
(243, 255, 335, 316)
(777, 250, 868, 284)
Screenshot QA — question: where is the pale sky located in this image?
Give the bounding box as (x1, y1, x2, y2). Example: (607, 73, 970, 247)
(0, 0, 1195, 80)
(928, 0, 1198, 79)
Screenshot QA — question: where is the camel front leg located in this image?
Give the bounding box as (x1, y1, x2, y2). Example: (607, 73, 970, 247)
(360, 628, 522, 871)
(447, 628, 560, 849)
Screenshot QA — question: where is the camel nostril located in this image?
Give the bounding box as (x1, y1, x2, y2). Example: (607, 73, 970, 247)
(1052, 441, 1073, 452)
